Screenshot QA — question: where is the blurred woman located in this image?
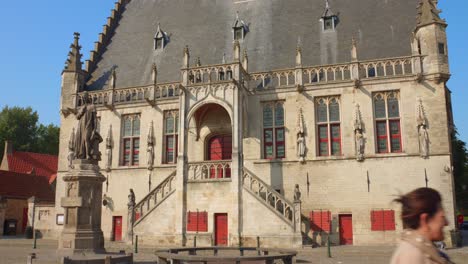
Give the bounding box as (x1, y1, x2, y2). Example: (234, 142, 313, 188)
(390, 188, 454, 264)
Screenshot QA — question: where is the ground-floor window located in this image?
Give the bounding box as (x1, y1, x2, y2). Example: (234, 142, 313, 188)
(370, 210, 395, 231)
(309, 210, 331, 232)
(187, 211, 208, 232)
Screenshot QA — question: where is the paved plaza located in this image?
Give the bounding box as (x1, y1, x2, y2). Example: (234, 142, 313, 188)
(0, 238, 467, 264)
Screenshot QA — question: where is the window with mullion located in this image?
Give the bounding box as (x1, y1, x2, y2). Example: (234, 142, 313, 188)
(373, 91, 401, 153)
(316, 97, 341, 157)
(164, 111, 179, 164)
(262, 102, 285, 159)
(121, 115, 141, 166)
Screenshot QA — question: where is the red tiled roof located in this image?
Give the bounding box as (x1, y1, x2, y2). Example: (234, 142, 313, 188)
(0, 170, 55, 201)
(6, 151, 58, 182)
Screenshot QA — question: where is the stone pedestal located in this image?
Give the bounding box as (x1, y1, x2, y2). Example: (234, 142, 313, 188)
(59, 160, 106, 253)
(0, 197, 6, 237)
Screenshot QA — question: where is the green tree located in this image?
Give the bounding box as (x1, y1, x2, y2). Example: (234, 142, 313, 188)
(452, 130, 468, 210)
(0, 106, 59, 160)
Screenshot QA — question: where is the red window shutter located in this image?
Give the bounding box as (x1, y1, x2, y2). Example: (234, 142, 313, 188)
(384, 210, 396, 231)
(371, 210, 385, 231)
(321, 211, 331, 232)
(197, 212, 208, 232)
(187, 212, 198, 232)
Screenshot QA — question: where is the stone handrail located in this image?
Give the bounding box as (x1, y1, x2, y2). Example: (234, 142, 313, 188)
(187, 160, 232, 181)
(242, 168, 294, 226)
(133, 171, 176, 226)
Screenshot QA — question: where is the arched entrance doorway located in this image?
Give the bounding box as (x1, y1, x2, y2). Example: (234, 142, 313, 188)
(207, 134, 232, 178)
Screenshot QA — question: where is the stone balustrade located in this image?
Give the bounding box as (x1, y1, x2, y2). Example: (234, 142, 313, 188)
(74, 55, 421, 107)
(242, 168, 294, 225)
(133, 171, 176, 225)
(187, 160, 232, 181)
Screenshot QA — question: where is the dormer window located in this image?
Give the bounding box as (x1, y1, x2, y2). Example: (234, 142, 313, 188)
(155, 38, 163, 50)
(324, 17, 334, 30)
(321, 0, 338, 31)
(232, 12, 248, 40)
(154, 23, 168, 50)
(234, 27, 244, 40)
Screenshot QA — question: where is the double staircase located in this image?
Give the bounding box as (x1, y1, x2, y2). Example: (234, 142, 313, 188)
(133, 171, 176, 226)
(242, 168, 296, 228)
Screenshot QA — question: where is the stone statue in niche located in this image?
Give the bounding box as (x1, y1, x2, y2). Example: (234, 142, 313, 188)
(419, 125, 429, 158)
(417, 99, 430, 158)
(105, 125, 113, 172)
(74, 92, 103, 161)
(296, 108, 306, 163)
(354, 104, 365, 161)
(67, 128, 75, 169)
(297, 132, 306, 163)
(128, 189, 136, 209)
(355, 129, 365, 161)
(294, 184, 301, 202)
(147, 121, 155, 170)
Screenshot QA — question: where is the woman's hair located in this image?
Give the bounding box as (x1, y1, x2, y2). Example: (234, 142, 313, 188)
(394, 188, 442, 229)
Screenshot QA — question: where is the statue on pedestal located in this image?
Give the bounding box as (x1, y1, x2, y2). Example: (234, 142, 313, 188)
(417, 99, 430, 158)
(67, 128, 75, 169)
(294, 184, 301, 202)
(74, 92, 103, 161)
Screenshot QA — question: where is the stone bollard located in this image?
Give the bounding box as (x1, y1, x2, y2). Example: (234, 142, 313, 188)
(27, 253, 36, 264)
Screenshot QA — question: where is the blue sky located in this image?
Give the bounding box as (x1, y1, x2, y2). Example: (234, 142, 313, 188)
(0, 1, 466, 143)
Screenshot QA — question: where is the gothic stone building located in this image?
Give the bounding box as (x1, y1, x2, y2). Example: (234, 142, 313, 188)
(57, 0, 455, 247)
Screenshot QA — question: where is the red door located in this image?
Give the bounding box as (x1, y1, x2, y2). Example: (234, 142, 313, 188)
(208, 135, 232, 178)
(339, 214, 353, 245)
(214, 213, 228, 246)
(113, 216, 123, 241)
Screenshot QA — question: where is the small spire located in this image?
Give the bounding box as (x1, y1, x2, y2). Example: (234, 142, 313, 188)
(109, 67, 117, 89)
(351, 37, 358, 62)
(152, 63, 158, 84)
(183, 45, 190, 68)
(416, 0, 446, 29)
(233, 40, 241, 61)
(196, 57, 201, 67)
(322, 0, 335, 17)
(222, 53, 226, 64)
(242, 49, 248, 72)
(64, 32, 83, 72)
(296, 37, 302, 66)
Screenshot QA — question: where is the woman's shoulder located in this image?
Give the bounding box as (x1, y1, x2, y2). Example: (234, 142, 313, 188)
(390, 241, 426, 264)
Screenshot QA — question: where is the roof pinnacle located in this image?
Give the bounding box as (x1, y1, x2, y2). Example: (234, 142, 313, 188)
(416, 0, 446, 29)
(64, 32, 83, 73)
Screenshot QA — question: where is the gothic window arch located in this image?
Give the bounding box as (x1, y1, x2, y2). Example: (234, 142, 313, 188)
(164, 110, 179, 164)
(263, 101, 285, 159)
(121, 114, 141, 166)
(316, 96, 341, 156)
(373, 91, 402, 153)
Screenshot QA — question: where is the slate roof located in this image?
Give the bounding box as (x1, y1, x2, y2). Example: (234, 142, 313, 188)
(86, 0, 420, 90)
(0, 170, 55, 201)
(5, 151, 58, 182)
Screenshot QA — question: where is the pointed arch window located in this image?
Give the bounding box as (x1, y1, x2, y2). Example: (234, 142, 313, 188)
(164, 110, 179, 164)
(121, 114, 141, 166)
(373, 91, 402, 153)
(263, 102, 285, 159)
(316, 97, 341, 156)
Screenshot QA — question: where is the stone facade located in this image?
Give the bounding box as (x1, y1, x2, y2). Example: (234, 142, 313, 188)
(55, 0, 455, 248)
